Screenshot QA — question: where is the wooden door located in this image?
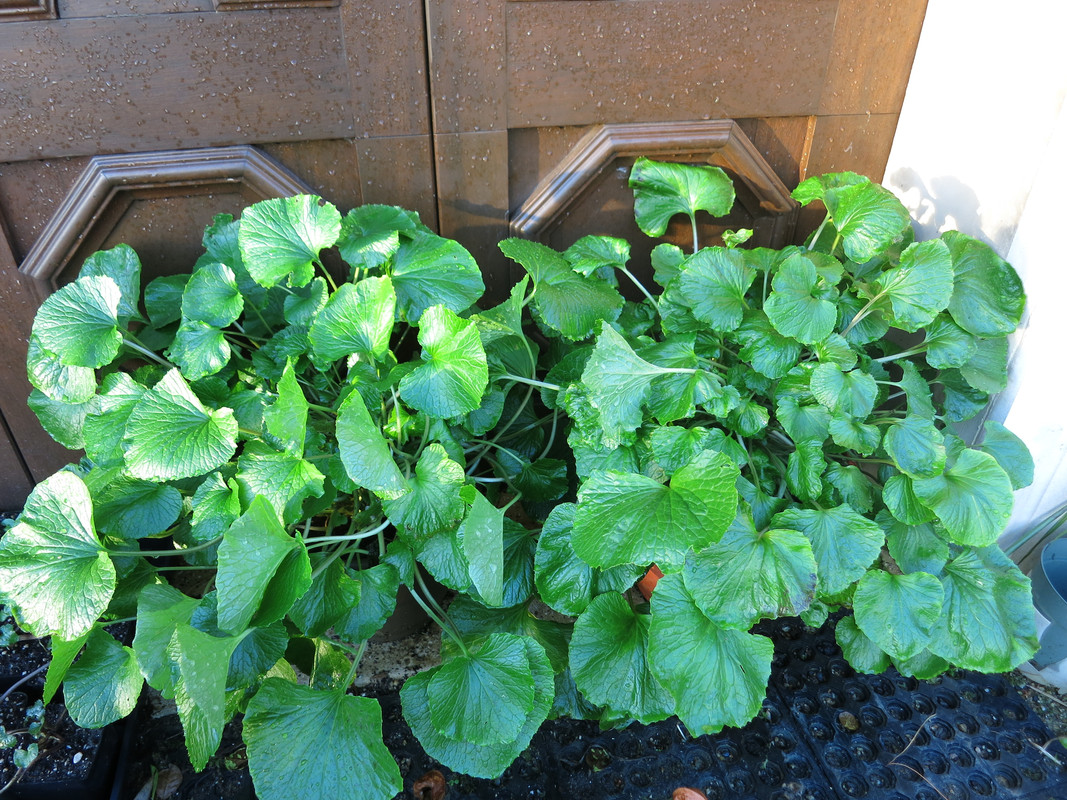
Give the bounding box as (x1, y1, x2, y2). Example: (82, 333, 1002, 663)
(0, 0, 436, 508)
(425, 0, 928, 286)
(0, 0, 928, 508)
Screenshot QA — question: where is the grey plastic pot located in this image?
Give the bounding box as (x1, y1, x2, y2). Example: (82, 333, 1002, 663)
(1030, 538, 1067, 668)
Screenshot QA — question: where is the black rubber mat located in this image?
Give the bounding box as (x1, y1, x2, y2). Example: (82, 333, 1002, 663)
(381, 614, 1067, 800)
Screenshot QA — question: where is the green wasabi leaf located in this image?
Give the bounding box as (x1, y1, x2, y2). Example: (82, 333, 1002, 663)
(677, 247, 755, 332)
(288, 555, 362, 638)
(943, 230, 1025, 337)
(882, 474, 936, 525)
(335, 563, 399, 642)
(824, 463, 875, 513)
(776, 397, 830, 443)
(684, 516, 817, 629)
(336, 390, 407, 495)
(428, 633, 535, 746)
(810, 363, 877, 419)
(534, 503, 593, 616)
(79, 244, 143, 325)
(43, 631, 90, 704)
(572, 450, 739, 570)
(238, 195, 341, 288)
(64, 628, 142, 728)
(922, 314, 977, 369)
(565, 235, 630, 278)
(570, 592, 674, 724)
(93, 476, 182, 539)
(0, 471, 114, 639)
(835, 615, 890, 674)
(764, 254, 837, 345)
(825, 179, 910, 262)
(133, 584, 199, 695)
(853, 570, 944, 660)
(896, 361, 936, 419)
(32, 275, 123, 368)
(235, 441, 325, 526)
(648, 573, 773, 735)
(458, 490, 505, 607)
(875, 239, 953, 332)
(245, 680, 402, 800)
(283, 277, 328, 326)
(911, 449, 1014, 547)
(166, 319, 231, 381)
(28, 388, 92, 450)
(892, 648, 950, 680)
(144, 274, 189, 327)
(309, 276, 396, 363)
(772, 505, 884, 596)
(928, 546, 1038, 671)
(883, 416, 946, 479)
(629, 157, 734, 237)
(190, 472, 241, 546)
(123, 369, 238, 481)
(389, 231, 484, 322)
(264, 360, 308, 456)
(785, 440, 825, 502)
(167, 623, 241, 771)
(499, 238, 623, 341)
(399, 305, 488, 418)
(651, 243, 686, 287)
(734, 311, 802, 379)
(337, 204, 416, 270)
(26, 335, 96, 404)
(980, 421, 1034, 490)
(939, 369, 989, 422)
(881, 512, 949, 575)
(401, 638, 552, 779)
(182, 262, 243, 327)
(216, 496, 311, 634)
(382, 444, 466, 545)
(959, 336, 1008, 394)
(581, 323, 688, 445)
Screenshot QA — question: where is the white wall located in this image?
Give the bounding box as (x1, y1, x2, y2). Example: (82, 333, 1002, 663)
(882, 0, 1067, 551)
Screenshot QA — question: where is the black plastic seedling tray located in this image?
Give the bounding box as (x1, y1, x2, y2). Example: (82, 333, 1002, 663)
(379, 614, 1067, 800)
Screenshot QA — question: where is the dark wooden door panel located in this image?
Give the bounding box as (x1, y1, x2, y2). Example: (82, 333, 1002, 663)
(425, 0, 927, 281)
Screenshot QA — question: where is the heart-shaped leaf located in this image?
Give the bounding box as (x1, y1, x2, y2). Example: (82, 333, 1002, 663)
(309, 276, 396, 364)
(853, 570, 944, 660)
(238, 195, 341, 288)
(399, 305, 488, 418)
(629, 157, 735, 238)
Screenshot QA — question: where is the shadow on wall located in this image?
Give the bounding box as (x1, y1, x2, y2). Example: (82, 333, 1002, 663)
(887, 167, 1014, 256)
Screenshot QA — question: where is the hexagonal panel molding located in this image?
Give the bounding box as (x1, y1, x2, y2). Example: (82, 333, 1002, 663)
(510, 120, 799, 250)
(20, 145, 313, 289)
(0, 1, 56, 21)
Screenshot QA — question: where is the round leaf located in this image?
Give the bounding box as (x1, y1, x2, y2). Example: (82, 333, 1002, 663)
(534, 503, 593, 616)
(182, 262, 243, 327)
(570, 592, 674, 724)
(238, 195, 341, 288)
(835, 615, 891, 674)
(875, 239, 953, 331)
(628, 157, 735, 237)
(32, 275, 123, 368)
(389, 231, 484, 322)
(427, 633, 535, 746)
(648, 573, 773, 735)
(943, 230, 1025, 336)
(911, 449, 1014, 547)
(399, 305, 488, 418)
(123, 369, 238, 481)
(64, 629, 142, 728)
(764, 254, 837, 345)
(677, 247, 755, 332)
(883, 416, 946, 479)
(0, 471, 115, 639)
(310, 276, 396, 363)
(572, 450, 740, 570)
(853, 570, 944, 661)
(245, 680, 401, 800)
(684, 520, 817, 629)
(772, 505, 884, 596)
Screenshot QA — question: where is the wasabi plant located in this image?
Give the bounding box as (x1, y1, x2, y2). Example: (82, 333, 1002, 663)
(517, 159, 1038, 736)
(0, 160, 1040, 799)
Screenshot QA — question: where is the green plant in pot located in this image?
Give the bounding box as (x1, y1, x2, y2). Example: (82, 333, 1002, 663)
(509, 159, 1040, 736)
(0, 158, 1040, 800)
(0, 197, 574, 798)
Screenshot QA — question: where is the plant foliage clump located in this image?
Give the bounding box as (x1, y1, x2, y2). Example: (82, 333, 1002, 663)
(0, 159, 1036, 799)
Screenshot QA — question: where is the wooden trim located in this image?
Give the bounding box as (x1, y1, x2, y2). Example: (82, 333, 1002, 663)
(19, 146, 313, 285)
(0, 0, 56, 21)
(510, 120, 798, 241)
(213, 0, 338, 9)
